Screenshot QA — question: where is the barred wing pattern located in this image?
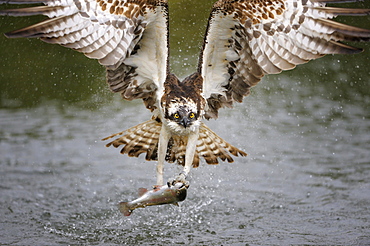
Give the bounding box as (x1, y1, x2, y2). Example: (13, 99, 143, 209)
(1, 0, 369, 169)
(200, 0, 370, 119)
(103, 120, 246, 167)
(0, 0, 169, 111)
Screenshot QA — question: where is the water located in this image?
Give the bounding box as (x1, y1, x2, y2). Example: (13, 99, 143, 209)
(1, 0, 370, 245)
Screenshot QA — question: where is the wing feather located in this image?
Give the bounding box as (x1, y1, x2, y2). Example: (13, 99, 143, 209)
(199, 0, 370, 119)
(0, 0, 169, 111)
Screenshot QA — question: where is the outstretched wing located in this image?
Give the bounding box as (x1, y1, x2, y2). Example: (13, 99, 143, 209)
(199, 0, 370, 119)
(0, 0, 169, 111)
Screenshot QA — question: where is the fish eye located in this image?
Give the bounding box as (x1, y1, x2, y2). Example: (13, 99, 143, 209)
(189, 112, 195, 119)
(174, 113, 180, 119)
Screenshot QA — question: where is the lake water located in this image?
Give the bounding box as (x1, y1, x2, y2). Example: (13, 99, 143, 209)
(0, 0, 369, 245)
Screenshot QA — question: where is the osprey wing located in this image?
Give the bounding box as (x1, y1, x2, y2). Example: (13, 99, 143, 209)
(1, 0, 169, 111)
(198, 0, 370, 119)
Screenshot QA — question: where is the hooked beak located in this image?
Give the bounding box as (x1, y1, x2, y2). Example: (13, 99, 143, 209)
(181, 118, 191, 128)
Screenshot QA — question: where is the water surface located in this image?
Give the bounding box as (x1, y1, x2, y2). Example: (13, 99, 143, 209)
(0, 0, 369, 245)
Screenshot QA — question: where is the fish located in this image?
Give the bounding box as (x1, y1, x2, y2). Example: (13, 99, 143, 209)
(119, 182, 188, 216)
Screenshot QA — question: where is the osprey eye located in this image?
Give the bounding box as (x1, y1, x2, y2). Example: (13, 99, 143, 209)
(174, 113, 180, 119)
(189, 112, 195, 119)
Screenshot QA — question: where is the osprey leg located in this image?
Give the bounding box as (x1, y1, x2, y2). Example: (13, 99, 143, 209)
(171, 129, 199, 186)
(157, 126, 170, 186)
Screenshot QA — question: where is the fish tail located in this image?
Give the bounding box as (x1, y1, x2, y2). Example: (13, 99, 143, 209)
(119, 202, 132, 216)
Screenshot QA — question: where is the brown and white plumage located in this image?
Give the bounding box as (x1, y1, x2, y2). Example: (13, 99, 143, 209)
(1, 0, 369, 185)
(1, 0, 169, 112)
(200, 0, 370, 119)
(103, 119, 245, 167)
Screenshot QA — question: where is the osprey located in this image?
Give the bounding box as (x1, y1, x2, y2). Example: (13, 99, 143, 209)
(1, 0, 369, 186)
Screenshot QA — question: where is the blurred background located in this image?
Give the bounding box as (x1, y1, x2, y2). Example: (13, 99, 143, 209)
(0, 0, 369, 245)
(1, 0, 369, 108)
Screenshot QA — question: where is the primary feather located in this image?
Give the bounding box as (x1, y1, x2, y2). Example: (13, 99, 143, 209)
(1, 0, 169, 112)
(1, 0, 369, 172)
(200, 0, 370, 119)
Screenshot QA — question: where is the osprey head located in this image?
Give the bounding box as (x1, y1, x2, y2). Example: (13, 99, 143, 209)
(161, 73, 205, 134)
(163, 98, 201, 133)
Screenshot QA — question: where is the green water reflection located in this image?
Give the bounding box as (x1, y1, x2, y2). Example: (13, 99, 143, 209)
(0, 0, 369, 108)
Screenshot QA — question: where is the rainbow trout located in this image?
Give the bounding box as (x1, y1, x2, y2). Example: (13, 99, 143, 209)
(119, 182, 188, 216)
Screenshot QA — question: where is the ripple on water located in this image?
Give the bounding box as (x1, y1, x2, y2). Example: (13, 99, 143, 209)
(1, 74, 370, 245)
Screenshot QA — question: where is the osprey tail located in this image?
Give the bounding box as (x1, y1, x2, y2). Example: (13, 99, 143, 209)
(102, 119, 162, 161)
(195, 123, 247, 166)
(103, 119, 247, 167)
